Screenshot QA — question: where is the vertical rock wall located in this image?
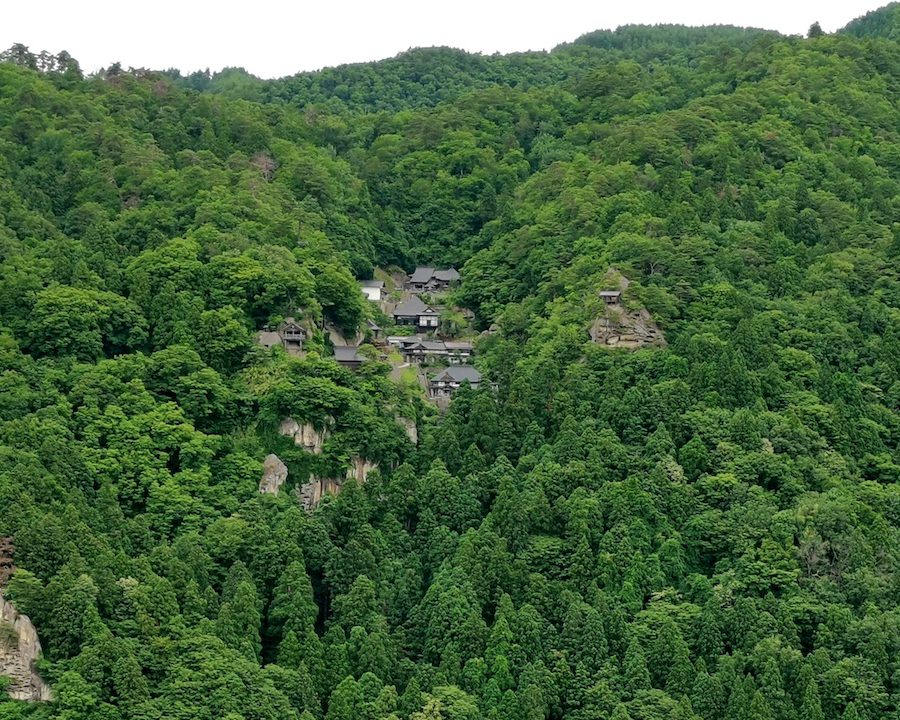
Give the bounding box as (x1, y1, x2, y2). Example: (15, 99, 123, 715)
(278, 418, 329, 454)
(0, 591, 51, 702)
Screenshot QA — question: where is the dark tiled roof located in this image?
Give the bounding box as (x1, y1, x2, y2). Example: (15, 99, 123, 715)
(280, 318, 306, 334)
(415, 340, 446, 351)
(433, 268, 460, 282)
(361, 280, 385, 288)
(334, 346, 364, 363)
(393, 295, 431, 316)
(409, 267, 435, 283)
(433, 366, 481, 383)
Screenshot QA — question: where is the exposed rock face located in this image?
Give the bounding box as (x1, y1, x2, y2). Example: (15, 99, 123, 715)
(296, 476, 342, 512)
(0, 591, 52, 702)
(296, 456, 377, 511)
(589, 306, 666, 349)
(346, 457, 378, 484)
(325, 321, 364, 348)
(396, 416, 418, 446)
(279, 418, 329, 454)
(259, 454, 288, 495)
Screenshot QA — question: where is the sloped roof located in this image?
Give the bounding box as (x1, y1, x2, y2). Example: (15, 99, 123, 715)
(444, 341, 473, 351)
(409, 267, 435, 283)
(280, 318, 306, 334)
(432, 366, 481, 383)
(433, 268, 460, 282)
(408, 340, 446, 351)
(334, 346, 364, 363)
(393, 295, 431, 316)
(360, 279, 385, 288)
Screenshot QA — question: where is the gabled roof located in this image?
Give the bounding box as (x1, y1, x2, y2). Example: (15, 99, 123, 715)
(408, 340, 446, 351)
(366, 319, 382, 331)
(444, 341, 473, 351)
(599, 290, 622, 298)
(409, 267, 435, 284)
(432, 366, 482, 383)
(280, 318, 306, 333)
(433, 268, 460, 282)
(360, 279, 385, 288)
(393, 295, 431, 316)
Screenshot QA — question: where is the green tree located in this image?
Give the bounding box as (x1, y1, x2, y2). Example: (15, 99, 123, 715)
(216, 580, 262, 661)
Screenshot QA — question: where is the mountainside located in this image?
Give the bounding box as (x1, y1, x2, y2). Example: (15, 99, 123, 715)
(840, 2, 900, 39)
(170, 24, 780, 112)
(0, 8, 899, 720)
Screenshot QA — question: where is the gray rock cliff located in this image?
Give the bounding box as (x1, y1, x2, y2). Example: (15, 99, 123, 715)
(0, 591, 51, 702)
(279, 417, 329, 454)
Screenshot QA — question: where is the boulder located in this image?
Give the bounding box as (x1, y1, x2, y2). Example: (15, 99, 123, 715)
(259, 454, 288, 495)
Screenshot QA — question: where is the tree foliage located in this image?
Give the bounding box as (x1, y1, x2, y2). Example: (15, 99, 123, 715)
(1, 7, 900, 719)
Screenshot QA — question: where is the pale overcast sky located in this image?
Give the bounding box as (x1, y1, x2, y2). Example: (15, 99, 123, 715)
(1, 0, 888, 78)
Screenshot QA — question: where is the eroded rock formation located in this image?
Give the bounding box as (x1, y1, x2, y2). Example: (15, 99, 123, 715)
(589, 306, 666, 349)
(296, 456, 377, 511)
(0, 591, 52, 702)
(587, 270, 666, 349)
(346, 457, 378, 484)
(259, 453, 288, 495)
(279, 417, 329, 454)
(296, 475, 342, 512)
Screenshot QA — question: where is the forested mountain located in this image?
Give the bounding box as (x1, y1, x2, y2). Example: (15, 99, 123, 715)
(840, 3, 900, 39)
(0, 6, 899, 720)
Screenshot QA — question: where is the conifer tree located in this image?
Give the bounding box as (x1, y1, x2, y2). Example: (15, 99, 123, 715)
(215, 580, 262, 661)
(623, 638, 651, 698)
(799, 681, 825, 720)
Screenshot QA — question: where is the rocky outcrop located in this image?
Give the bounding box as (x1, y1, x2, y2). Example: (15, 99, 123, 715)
(346, 457, 378, 484)
(396, 416, 418, 446)
(325, 321, 364, 348)
(279, 418, 329, 455)
(259, 454, 288, 495)
(0, 591, 51, 702)
(296, 456, 377, 511)
(587, 269, 665, 349)
(296, 476, 342, 512)
(589, 306, 666, 349)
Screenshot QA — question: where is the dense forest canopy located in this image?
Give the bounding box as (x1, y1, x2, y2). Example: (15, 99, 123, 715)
(0, 4, 899, 720)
